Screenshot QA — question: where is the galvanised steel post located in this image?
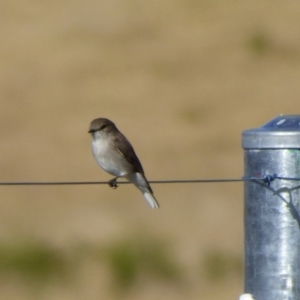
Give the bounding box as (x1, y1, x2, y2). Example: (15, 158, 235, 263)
(242, 115, 300, 300)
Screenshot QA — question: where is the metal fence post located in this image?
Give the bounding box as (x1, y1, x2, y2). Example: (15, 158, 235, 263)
(242, 115, 300, 300)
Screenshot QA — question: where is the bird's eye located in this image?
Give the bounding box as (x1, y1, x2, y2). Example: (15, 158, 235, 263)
(100, 125, 107, 130)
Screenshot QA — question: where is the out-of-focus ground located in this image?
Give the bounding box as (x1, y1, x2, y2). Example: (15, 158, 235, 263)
(0, 1, 299, 299)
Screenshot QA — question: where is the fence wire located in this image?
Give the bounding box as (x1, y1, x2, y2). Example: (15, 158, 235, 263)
(0, 174, 297, 186)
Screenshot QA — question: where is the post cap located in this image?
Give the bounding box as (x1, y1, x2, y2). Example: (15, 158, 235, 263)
(243, 115, 300, 149)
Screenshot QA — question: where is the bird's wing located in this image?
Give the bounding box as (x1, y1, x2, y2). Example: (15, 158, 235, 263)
(113, 133, 145, 174)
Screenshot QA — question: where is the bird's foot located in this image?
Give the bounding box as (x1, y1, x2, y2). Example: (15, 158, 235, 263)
(108, 177, 118, 189)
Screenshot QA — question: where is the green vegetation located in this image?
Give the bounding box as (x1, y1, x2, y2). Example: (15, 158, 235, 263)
(0, 241, 66, 282)
(101, 236, 182, 289)
(248, 31, 272, 55)
(202, 250, 243, 282)
(0, 237, 245, 300)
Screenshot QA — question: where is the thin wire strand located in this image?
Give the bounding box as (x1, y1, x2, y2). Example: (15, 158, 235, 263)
(276, 176, 300, 181)
(0, 176, 292, 186)
(0, 180, 240, 186)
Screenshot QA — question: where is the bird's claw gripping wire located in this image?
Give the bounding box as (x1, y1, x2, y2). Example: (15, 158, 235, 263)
(263, 173, 277, 187)
(108, 177, 119, 189)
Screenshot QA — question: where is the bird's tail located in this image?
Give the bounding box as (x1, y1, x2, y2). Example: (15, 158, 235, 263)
(143, 191, 160, 209)
(126, 172, 160, 209)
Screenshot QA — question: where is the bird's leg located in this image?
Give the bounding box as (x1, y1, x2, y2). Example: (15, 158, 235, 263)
(108, 177, 119, 189)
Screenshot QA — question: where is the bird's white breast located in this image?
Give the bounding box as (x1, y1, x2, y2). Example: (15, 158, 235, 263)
(91, 134, 131, 177)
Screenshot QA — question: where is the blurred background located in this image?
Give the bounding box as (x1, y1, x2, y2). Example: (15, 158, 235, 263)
(0, 0, 299, 299)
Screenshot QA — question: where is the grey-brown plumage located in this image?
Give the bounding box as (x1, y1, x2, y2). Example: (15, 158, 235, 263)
(88, 118, 159, 208)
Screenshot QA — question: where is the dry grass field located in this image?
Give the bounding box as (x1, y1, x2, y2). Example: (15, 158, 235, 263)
(0, 1, 300, 299)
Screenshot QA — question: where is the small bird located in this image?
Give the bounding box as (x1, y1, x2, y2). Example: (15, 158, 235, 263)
(88, 118, 159, 209)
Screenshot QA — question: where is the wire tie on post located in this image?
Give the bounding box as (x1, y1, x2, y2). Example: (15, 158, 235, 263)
(263, 173, 277, 187)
